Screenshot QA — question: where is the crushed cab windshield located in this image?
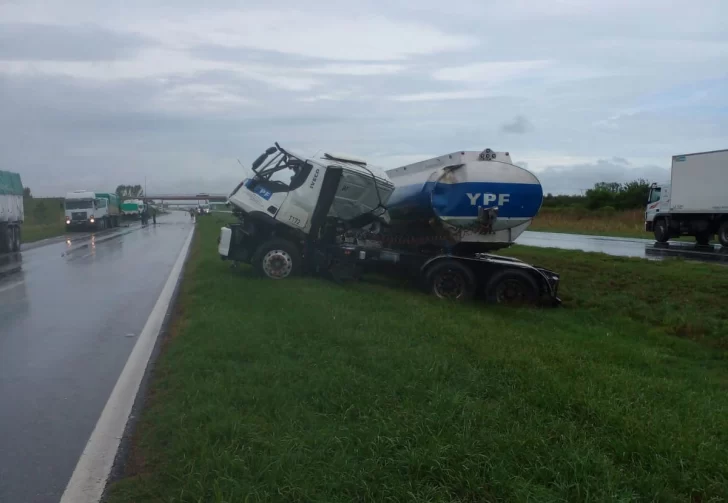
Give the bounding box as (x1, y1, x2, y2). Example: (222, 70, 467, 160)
(66, 200, 94, 210)
(255, 152, 312, 191)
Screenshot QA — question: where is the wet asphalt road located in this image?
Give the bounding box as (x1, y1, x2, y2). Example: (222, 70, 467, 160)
(519, 230, 728, 264)
(0, 212, 194, 503)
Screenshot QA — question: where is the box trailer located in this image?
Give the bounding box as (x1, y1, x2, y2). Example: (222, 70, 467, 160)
(645, 149, 728, 245)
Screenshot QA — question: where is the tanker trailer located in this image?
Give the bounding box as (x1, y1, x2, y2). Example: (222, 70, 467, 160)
(219, 143, 560, 306)
(384, 149, 542, 253)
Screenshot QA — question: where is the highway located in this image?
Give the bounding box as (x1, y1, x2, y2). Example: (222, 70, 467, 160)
(0, 212, 194, 503)
(519, 230, 728, 264)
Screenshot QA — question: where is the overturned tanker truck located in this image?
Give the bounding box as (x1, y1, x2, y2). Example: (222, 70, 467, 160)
(218, 143, 560, 305)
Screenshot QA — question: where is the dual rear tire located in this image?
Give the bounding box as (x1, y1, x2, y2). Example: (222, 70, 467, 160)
(424, 259, 539, 306)
(718, 221, 728, 247)
(1, 226, 21, 253)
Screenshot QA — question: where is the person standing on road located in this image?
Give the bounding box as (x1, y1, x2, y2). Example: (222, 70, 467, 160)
(151, 207, 157, 225)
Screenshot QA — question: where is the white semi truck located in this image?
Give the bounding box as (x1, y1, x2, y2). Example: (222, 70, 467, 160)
(645, 149, 728, 245)
(218, 143, 560, 306)
(0, 169, 24, 253)
(64, 190, 121, 230)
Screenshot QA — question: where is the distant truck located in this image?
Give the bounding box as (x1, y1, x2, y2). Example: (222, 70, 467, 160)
(645, 149, 728, 246)
(64, 190, 121, 230)
(121, 199, 144, 219)
(0, 169, 24, 253)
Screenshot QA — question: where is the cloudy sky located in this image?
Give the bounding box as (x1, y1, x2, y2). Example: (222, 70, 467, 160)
(1, 0, 726, 196)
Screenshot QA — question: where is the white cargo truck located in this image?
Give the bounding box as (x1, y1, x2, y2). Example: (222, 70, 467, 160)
(645, 149, 728, 245)
(64, 190, 120, 230)
(0, 169, 24, 253)
(218, 143, 560, 306)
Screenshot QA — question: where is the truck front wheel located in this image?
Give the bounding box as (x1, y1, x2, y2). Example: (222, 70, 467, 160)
(653, 218, 670, 243)
(718, 221, 728, 247)
(486, 269, 539, 306)
(251, 238, 301, 279)
(425, 260, 476, 301)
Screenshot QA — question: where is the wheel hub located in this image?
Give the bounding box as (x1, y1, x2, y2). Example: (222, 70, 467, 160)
(262, 249, 293, 279)
(497, 279, 526, 304)
(433, 271, 465, 299)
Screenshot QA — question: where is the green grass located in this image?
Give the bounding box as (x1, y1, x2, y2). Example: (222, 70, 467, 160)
(107, 216, 728, 502)
(21, 197, 66, 244)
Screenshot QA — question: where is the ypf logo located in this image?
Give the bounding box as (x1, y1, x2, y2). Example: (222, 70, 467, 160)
(466, 193, 510, 207)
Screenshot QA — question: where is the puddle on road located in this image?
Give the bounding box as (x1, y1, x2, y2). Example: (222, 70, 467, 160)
(518, 231, 728, 264)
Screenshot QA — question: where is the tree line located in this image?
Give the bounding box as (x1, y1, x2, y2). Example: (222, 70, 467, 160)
(543, 179, 651, 211)
(115, 184, 144, 199)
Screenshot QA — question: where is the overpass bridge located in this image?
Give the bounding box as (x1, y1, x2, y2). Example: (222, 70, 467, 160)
(141, 193, 228, 203)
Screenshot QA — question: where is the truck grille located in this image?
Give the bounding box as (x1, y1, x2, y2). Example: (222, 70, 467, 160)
(72, 212, 87, 220)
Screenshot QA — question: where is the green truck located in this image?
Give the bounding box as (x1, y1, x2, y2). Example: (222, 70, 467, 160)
(121, 199, 145, 219)
(0, 170, 24, 253)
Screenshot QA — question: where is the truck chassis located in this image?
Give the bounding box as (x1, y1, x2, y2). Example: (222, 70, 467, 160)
(219, 222, 561, 307)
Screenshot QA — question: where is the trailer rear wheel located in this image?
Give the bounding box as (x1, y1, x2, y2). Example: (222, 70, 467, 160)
(425, 260, 476, 301)
(0, 228, 9, 253)
(486, 269, 539, 306)
(12, 226, 21, 252)
(252, 238, 300, 279)
(4, 227, 13, 253)
(718, 221, 728, 247)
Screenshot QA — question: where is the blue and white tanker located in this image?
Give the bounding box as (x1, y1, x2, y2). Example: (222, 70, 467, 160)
(220, 143, 559, 305)
(384, 149, 543, 251)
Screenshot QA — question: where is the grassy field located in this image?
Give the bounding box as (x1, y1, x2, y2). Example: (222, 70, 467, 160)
(107, 215, 728, 502)
(22, 197, 66, 243)
(530, 207, 653, 239)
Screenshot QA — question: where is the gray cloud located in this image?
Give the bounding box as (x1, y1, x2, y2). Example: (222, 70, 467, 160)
(535, 158, 670, 195)
(0, 23, 151, 61)
(0, 0, 726, 196)
(500, 115, 533, 134)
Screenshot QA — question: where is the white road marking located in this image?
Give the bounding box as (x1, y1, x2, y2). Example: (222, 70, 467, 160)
(0, 280, 24, 294)
(59, 224, 195, 503)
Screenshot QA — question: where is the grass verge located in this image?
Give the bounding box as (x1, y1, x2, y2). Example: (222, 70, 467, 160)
(107, 215, 728, 502)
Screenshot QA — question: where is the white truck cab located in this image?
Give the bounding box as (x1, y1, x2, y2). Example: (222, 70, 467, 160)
(65, 190, 109, 230)
(219, 143, 394, 276)
(644, 183, 671, 236)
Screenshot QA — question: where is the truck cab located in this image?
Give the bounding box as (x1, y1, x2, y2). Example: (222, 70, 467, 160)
(644, 183, 671, 235)
(219, 143, 394, 274)
(64, 190, 110, 230)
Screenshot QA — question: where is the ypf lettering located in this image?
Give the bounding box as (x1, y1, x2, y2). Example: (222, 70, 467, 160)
(466, 193, 511, 206)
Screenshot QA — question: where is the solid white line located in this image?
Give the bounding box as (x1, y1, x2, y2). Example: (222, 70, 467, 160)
(60, 224, 195, 503)
(0, 280, 24, 294)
